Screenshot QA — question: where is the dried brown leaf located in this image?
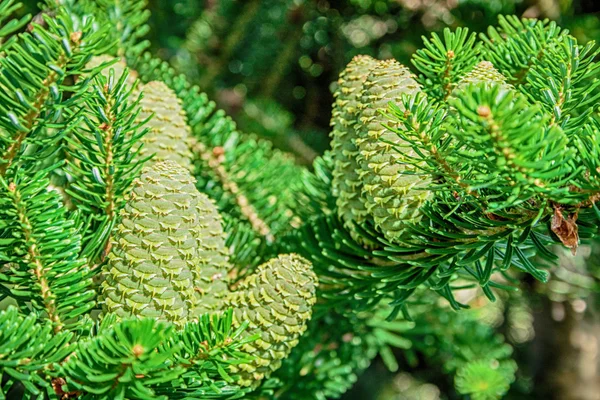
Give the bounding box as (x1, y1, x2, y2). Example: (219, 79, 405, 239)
(551, 206, 579, 255)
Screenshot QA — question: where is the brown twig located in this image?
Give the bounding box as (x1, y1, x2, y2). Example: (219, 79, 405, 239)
(192, 139, 274, 243)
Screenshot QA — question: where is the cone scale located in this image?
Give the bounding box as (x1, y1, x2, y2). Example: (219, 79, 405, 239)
(225, 254, 317, 387)
(101, 161, 230, 325)
(330, 55, 379, 245)
(355, 59, 432, 243)
(136, 81, 195, 171)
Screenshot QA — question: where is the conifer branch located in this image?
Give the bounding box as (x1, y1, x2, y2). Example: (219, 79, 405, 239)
(192, 139, 274, 243)
(412, 27, 479, 102)
(0, 306, 74, 397)
(480, 16, 565, 86)
(0, 33, 78, 175)
(92, 0, 150, 57)
(99, 89, 117, 220)
(388, 99, 480, 200)
(66, 58, 147, 263)
(1, 3, 598, 399)
(0, 0, 30, 51)
(0, 170, 94, 331)
(6, 181, 61, 331)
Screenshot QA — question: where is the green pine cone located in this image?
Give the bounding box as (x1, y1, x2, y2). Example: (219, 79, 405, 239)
(454, 61, 511, 92)
(355, 59, 432, 243)
(85, 55, 138, 86)
(225, 254, 317, 387)
(136, 81, 195, 171)
(330, 55, 378, 244)
(192, 192, 231, 316)
(101, 161, 230, 325)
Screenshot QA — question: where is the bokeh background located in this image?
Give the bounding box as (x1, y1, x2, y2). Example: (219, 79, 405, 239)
(17, 1, 600, 399)
(144, 0, 599, 166)
(19, 0, 600, 163)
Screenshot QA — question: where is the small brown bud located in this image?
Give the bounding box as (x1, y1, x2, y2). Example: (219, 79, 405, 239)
(51, 377, 67, 397)
(101, 241, 112, 261)
(70, 31, 82, 44)
(132, 344, 144, 357)
(212, 146, 225, 157)
(477, 105, 491, 117)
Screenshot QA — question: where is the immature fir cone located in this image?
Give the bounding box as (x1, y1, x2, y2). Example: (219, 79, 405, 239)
(85, 54, 138, 86)
(454, 61, 511, 92)
(101, 161, 230, 325)
(136, 81, 195, 171)
(225, 254, 317, 387)
(192, 193, 231, 316)
(330, 55, 378, 244)
(355, 59, 432, 243)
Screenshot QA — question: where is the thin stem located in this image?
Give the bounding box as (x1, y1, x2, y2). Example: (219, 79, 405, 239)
(410, 117, 480, 200)
(0, 32, 81, 175)
(441, 50, 455, 101)
(192, 139, 274, 243)
(548, 62, 571, 128)
(102, 88, 117, 220)
(0, 61, 64, 175)
(8, 182, 62, 333)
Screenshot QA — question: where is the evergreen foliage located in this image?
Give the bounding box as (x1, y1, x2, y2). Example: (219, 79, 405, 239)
(1, 1, 600, 399)
(0, 168, 95, 331)
(295, 23, 600, 315)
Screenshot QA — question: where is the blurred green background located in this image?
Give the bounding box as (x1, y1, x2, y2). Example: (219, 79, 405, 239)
(19, 0, 600, 164)
(17, 1, 600, 399)
(141, 0, 600, 165)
